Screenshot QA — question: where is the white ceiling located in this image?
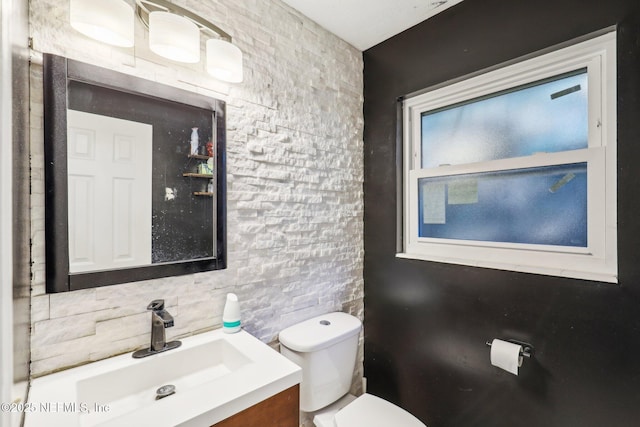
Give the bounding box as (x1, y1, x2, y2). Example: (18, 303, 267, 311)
(280, 0, 464, 51)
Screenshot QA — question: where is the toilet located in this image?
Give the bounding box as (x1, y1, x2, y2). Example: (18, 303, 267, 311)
(279, 312, 426, 427)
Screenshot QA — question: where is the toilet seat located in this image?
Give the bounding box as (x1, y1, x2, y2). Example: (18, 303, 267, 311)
(333, 393, 426, 427)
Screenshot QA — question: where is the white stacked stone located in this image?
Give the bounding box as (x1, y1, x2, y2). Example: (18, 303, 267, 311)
(28, 7, 364, 423)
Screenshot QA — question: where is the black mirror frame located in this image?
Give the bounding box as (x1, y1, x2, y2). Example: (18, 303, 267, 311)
(43, 54, 227, 293)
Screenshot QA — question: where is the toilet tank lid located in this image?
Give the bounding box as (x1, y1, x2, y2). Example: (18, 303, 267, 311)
(279, 312, 362, 352)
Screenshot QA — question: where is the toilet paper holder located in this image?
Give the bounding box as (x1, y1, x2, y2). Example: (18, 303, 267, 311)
(485, 339, 534, 358)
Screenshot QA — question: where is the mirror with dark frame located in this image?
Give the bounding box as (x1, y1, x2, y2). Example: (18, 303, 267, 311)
(43, 54, 227, 293)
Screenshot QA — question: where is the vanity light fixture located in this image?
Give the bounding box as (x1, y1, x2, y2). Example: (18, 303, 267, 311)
(148, 11, 200, 63)
(69, 0, 135, 47)
(69, 0, 244, 82)
(206, 39, 244, 83)
(137, 0, 244, 82)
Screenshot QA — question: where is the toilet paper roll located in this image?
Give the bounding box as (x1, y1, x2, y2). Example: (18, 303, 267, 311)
(490, 339, 523, 375)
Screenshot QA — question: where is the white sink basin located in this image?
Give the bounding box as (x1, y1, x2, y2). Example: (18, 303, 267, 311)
(26, 329, 301, 427)
(76, 338, 252, 425)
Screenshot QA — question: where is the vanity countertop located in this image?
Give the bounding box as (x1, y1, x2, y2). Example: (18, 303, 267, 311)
(25, 328, 301, 427)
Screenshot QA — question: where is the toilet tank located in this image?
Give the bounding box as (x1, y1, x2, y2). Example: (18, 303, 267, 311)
(279, 312, 362, 412)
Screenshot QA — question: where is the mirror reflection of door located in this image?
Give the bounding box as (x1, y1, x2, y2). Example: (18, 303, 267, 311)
(67, 110, 153, 273)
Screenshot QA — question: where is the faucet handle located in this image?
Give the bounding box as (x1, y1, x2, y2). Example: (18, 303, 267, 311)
(147, 299, 165, 311)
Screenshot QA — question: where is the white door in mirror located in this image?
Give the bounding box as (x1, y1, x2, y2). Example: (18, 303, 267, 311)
(67, 110, 153, 272)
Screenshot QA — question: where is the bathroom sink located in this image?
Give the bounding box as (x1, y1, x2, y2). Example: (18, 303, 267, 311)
(26, 329, 301, 427)
(76, 338, 252, 425)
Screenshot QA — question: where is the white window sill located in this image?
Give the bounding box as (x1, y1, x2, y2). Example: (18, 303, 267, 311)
(396, 252, 617, 284)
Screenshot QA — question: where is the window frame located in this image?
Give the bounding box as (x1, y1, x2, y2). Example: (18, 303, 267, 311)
(399, 31, 617, 283)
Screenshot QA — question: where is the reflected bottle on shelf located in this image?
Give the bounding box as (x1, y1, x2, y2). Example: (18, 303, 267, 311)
(190, 127, 199, 155)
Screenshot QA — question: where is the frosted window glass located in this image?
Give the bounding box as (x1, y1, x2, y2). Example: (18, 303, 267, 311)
(421, 70, 588, 168)
(418, 163, 587, 247)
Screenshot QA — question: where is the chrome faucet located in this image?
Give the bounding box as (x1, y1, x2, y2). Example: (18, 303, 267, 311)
(149, 299, 174, 351)
(132, 299, 182, 358)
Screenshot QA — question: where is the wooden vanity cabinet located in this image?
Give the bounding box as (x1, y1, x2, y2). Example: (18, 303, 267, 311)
(212, 384, 299, 427)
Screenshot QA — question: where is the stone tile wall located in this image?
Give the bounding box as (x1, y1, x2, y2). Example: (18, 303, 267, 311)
(28, 3, 363, 423)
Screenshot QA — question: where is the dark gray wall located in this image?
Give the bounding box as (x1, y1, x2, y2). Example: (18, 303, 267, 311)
(363, 1, 640, 426)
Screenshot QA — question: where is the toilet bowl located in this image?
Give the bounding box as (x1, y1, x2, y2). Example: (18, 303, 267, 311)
(279, 312, 426, 427)
(313, 392, 425, 427)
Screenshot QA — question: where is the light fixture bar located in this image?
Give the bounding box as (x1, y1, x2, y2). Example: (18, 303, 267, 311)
(135, 0, 232, 41)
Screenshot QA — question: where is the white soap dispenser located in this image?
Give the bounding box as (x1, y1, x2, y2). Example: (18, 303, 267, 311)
(222, 293, 241, 333)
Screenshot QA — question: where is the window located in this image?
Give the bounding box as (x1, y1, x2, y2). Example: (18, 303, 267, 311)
(400, 32, 617, 283)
